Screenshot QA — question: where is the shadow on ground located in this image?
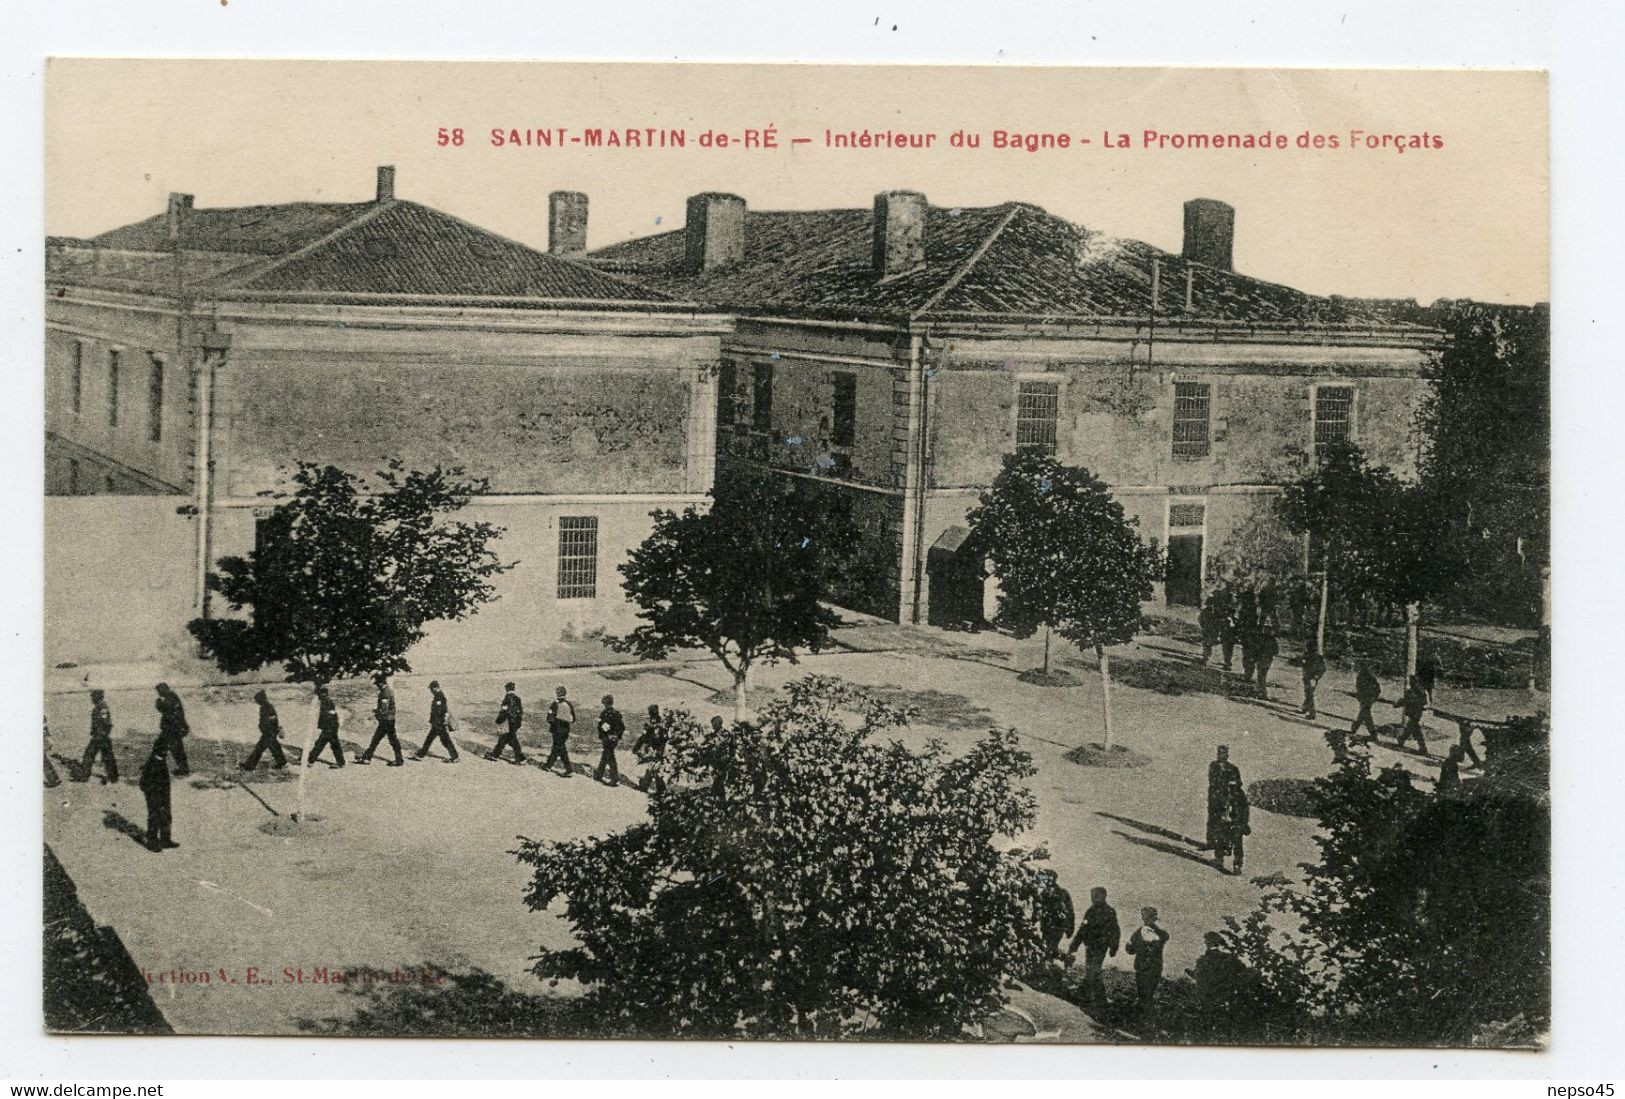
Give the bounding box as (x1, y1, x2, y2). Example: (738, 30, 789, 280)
(44, 844, 172, 1034)
(294, 966, 588, 1038)
(864, 684, 999, 733)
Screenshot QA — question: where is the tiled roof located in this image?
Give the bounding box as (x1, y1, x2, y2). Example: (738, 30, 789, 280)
(50, 200, 677, 306)
(590, 201, 1430, 328)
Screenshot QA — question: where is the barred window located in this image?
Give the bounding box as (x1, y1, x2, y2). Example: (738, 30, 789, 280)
(752, 362, 774, 433)
(557, 516, 599, 600)
(107, 350, 120, 427)
(70, 341, 83, 415)
(148, 354, 165, 442)
(716, 359, 738, 427)
(1314, 386, 1355, 458)
(1172, 381, 1211, 458)
(831, 372, 857, 448)
(1169, 502, 1206, 528)
(1016, 380, 1059, 454)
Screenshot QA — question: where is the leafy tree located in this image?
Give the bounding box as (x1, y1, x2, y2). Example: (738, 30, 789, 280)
(965, 451, 1162, 748)
(188, 462, 510, 684)
(612, 472, 858, 719)
(515, 675, 1046, 1039)
(1211, 748, 1549, 1046)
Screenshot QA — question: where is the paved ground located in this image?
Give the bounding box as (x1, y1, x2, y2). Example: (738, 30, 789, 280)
(42, 619, 1544, 1039)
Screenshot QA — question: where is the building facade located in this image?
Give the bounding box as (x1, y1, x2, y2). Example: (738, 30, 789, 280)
(591, 191, 1442, 625)
(45, 169, 728, 668)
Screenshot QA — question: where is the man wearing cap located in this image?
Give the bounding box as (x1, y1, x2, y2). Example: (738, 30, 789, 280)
(542, 686, 575, 777)
(488, 682, 526, 764)
(153, 682, 191, 777)
(413, 680, 459, 762)
(1206, 745, 1241, 852)
(241, 689, 288, 770)
(78, 689, 118, 784)
(308, 683, 345, 767)
(593, 694, 625, 785)
(358, 673, 403, 766)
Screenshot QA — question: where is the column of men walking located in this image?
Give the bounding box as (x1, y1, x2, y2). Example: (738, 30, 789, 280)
(64, 678, 684, 853)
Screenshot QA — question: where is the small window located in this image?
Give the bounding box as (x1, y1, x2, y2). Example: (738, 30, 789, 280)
(107, 350, 120, 427)
(752, 362, 774, 434)
(70, 341, 83, 415)
(717, 359, 738, 427)
(557, 516, 599, 600)
(1172, 382, 1211, 458)
(1016, 380, 1059, 454)
(1314, 385, 1355, 459)
(831, 372, 857, 449)
(147, 354, 165, 442)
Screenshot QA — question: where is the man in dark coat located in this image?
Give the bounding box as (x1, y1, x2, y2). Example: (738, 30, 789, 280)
(542, 686, 575, 777)
(1417, 650, 1442, 702)
(633, 704, 667, 793)
(240, 689, 287, 770)
(1206, 745, 1242, 851)
(1253, 620, 1279, 697)
(1350, 662, 1382, 742)
(1217, 590, 1239, 671)
(1301, 642, 1327, 719)
(1211, 778, 1250, 875)
(139, 744, 175, 850)
(1193, 932, 1253, 1029)
(153, 683, 190, 776)
(307, 684, 345, 767)
(1066, 886, 1121, 1006)
(1397, 675, 1429, 754)
(487, 682, 526, 764)
(1125, 907, 1170, 1014)
(78, 689, 118, 784)
(1197, 592, 1223, 666)
(1236, 588, 1259, 680)
(358, 673, 403, 766)
(413, 680, 459, 762)
(1454, 717, 1485, 769)
(593, 694, 625, 785)
(1034, 870, 1075, 958)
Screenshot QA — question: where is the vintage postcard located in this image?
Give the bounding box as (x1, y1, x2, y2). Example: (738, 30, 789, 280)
(42, 60, 1549, 1045)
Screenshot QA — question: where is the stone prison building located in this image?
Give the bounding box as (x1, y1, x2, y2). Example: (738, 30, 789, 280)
(45, 167, 1441, 669)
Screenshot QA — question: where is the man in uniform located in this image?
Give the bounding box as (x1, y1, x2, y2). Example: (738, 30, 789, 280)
(1066, 886, 1121, 1008)
(1350, 662, 1382, 742)
(153, 683, 191, 777)
(1125, 907, 1170, 1015)
(138, 743, 176, 851)
(1301, 641, 1327, 719)
(413, 680, 459, 762)
(1253, 618, 1279, 698)
(1206, 745, 1242, 853)
(1211, 777, 1250, 875)
(78, 689, 118, 784)
(488, 682, 526, 763)
(633, 703, 667, 793)
(308, 683, 345, 767)
(1397, 674, 1429, 754)
(1217, 588, 1239, 671)
(593, 694, 625, 785)
(358, 673, 403, 766)
(542, 686, 575, 777)
(1197, 591, 1223, 666)
(1035, 870, 1075, 958)
(241, 689, 288, 770)
(1236, 588, 1259, 681)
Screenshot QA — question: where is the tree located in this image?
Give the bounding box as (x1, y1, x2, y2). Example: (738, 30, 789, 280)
(612, 472, 858, 719)
(965, 451, 1162, 748)
(188, 462, 510, 684)
(1213, 745, 1550, 1046)
(515, 675, 1047, 1039)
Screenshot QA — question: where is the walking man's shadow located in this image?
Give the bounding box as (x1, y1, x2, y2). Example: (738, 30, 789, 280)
(1097, 811, 1216, 868)
(102, 810, 150, 849)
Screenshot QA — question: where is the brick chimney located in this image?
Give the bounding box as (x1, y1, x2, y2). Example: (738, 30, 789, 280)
(872, 190, 927, 278)
(376, 165, 396, 203)
(165, 193, 194, 245)
(549, 191, 589, 255)
(684, 192, 746, 273)
(1182, 198, 1234, 271)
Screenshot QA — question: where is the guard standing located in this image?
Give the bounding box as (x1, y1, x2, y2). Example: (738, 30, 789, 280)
(240, 689, 287, 770)
(308, 684, 345, 767)
(413, 680, 460, 762)
(1211, 778, 1250, 875)
(542, 686, 575, 777)
(1206, 745, 1242, 853)
(358, 673, 404, 766)
(593, 694, 625, 785)
(138, 744, 175, 851)
(1301, 642, 1327, 719)
(79, 689, 118, 784)
(153, 683, 191, 777)
(487, 682, 526, 763)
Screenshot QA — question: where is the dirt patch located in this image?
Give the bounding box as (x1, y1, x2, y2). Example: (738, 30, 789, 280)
(1065, 743, 1152, 769)
(864, 685, 999, 733)
(1017, 668, 1081, 687)
(1248, 778, 1319, 818)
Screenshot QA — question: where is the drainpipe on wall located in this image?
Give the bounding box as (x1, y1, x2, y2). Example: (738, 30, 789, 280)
(191, 329, 231, 620)
(907, 333, 933, 625)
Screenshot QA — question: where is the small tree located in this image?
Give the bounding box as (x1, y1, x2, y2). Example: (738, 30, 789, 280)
(515, 675, 1046, 1039)
(965, 451, 1162, 749)
(188, 462, 510, 684)
(612, 473, 857, 719)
